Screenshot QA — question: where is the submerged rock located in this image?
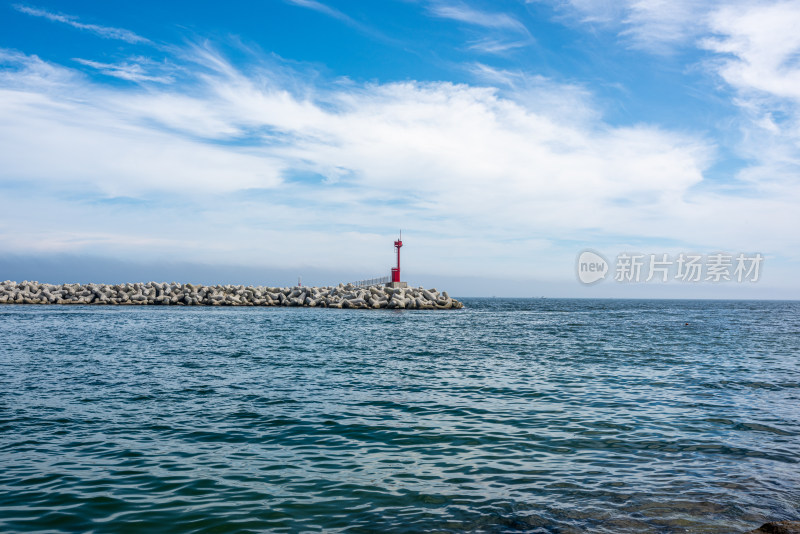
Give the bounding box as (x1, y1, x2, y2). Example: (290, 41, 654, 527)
(0, 280, 463, 309)
(746, 521, 800, 534)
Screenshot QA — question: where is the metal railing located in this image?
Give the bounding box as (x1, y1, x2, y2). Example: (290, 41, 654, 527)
(350, 276, 390, 288)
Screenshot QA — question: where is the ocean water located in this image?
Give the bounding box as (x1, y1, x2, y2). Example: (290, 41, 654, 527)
(0, 298, 798, 533)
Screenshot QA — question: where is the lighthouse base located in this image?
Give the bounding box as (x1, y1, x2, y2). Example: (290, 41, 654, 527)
(385, 281, 408, 289)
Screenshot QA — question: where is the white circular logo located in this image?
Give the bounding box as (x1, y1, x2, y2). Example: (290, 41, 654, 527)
(576, 250, 608, 284)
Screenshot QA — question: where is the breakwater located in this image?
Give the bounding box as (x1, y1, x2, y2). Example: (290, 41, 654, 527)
(0, 280, 462, 309)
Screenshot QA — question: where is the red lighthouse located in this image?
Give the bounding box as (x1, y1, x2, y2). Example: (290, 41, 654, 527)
(387, 232, 407, 288)
(391, 233, 402, 283)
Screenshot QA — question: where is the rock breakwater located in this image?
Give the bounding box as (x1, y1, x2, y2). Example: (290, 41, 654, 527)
(0, 281, 463, 309)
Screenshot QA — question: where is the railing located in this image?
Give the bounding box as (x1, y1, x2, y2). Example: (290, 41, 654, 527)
(350, 276, 391, 288)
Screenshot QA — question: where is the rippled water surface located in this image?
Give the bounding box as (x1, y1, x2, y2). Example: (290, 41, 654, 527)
(1, 299, 799, 533)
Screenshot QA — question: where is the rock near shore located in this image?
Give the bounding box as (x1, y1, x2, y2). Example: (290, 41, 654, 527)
(0, 281, 463, 310)
(746, 521, 800, 534)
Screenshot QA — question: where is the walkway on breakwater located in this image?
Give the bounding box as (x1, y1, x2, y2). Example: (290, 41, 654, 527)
(0, 281, 463, 309)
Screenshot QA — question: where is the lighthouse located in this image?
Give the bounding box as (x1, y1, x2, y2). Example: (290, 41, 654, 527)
(386, 232, 408, 288)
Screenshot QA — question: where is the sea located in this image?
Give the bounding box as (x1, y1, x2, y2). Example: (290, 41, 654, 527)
(1, 298, 798, 533)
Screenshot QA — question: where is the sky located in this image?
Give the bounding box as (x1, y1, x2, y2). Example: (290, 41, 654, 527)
(0, 0, 798, 297)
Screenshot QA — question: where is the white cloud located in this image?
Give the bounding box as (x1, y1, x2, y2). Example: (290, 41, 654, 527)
(0, 50, 283, 195)
(468, 63, 600, 124)
(700, 2, 800, 193)
(418, 2, 534, 55)
(73, 58, 174, 83)
(537, 0, 720, 52)
(467, 38, 531, 54)
(283, 0, 391, 43)
(531, 1, 800, 205)
(428, 2, 528, 33)
(619, 0, 710, 52)
(703, 2, 800, 101)
(12, 4, 151, 44)
(1, 45, 797, 282)
(0, 49, 80, 89)
(284, 0, 353, 24)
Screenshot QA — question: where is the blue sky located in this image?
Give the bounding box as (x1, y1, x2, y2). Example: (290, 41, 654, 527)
(1, 0, 798, 297)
